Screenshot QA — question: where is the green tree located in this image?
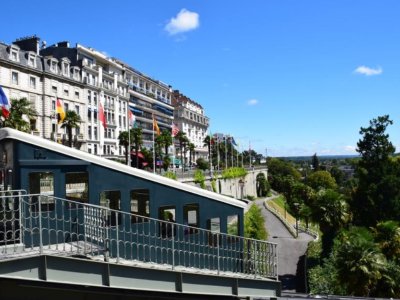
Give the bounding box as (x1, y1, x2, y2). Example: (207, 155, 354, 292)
(306, 170, 337, 191)
(2, 98, 37, 132)
(373, 220, 400, 262)
(60, 110, 81, 147)
(188, 142, 195, 167)
(176, 131, 188, 170)
(203, 135, 213, 167)
(311, 189, 349, 257)
(312, 153, 320, 171)
(159, 129, 173, 156)
(334, 227, 386, 296)
(131, 127, 143, 168)
(330, 166, 345, 187)
(256, 173, 270, 197)
(244, 204, 267, 240)
(118, 130, 130, 164)
(351, 115, 400, 226)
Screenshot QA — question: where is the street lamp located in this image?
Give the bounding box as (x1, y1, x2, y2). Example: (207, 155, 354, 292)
(239, 179, 245, 201)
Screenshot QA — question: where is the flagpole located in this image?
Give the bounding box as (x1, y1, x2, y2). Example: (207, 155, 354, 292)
(230, 136, 233, 168)
(217, 135, 220, 171)
(209, 131, 213, 177)
(128, 109, 131, 167)
(152, 116, 155, 174)
(224, 136, 227, 169)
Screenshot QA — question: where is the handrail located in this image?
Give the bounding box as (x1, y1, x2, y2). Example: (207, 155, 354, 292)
(0, 192, 278, 280)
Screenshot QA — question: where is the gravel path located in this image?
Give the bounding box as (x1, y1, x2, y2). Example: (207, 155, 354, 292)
(251, 197, 314, 292)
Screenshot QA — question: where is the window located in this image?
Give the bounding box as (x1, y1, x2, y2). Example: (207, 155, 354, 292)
(88, 125, 92, 139)
(28, 54, 36, 67)
(50, 60, 58, 73)
(11, 50, 18, 61)
(64, 103, 69, 112)
(130, 189, 150, 223)
(30, 77, 36, 89)
(227, 215, 239, 236)
(52, 86, 57, 94)
(184, 203, 199, 234)
(100, 190, 121, 226)
(11, 72, 18, 85)
(159, 206, 176, 238)
(64, 88, 69, 96)
(29, 172, 55, 211)
(75, 91, 79, 98)
(208, 217, 221, 246)
(75, 105, 80, 115)
(51, 100, 56, 112)
(65, 172, 88, 203)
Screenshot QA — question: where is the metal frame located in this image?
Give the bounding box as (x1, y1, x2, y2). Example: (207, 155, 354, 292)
(1, 191, 278, 281)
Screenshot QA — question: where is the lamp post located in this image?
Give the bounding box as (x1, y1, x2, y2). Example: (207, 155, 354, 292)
(239, 179, 245, 201)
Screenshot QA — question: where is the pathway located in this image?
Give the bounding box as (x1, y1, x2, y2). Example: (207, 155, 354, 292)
(252, 197, 314, 292)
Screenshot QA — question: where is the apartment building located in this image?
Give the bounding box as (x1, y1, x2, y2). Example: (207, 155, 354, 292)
(172, 90, 209, 162)
(0, 36, 210, 162)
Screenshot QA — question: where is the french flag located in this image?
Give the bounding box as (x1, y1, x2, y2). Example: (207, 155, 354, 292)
(0, 85, 10, 118)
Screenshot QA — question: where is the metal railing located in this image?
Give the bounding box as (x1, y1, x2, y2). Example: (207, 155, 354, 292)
(0, 192, 278, 280)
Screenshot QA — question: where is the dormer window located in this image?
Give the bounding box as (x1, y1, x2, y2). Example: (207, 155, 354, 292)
(9, 45, 20, 62)
(48, 58, 59, 73)
(61, 58, 70, 77)
(27, 52, 36, 67)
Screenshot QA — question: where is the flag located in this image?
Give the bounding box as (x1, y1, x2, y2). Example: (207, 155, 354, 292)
(99, 101, 106, 128)
(153, 115, 160, 135)
(128, 109, 136, 127)
(171, 123, 179, 137)
(231, 137, 238, 147)
(56, 99, 65, 124)
(0, 86, 10, 118)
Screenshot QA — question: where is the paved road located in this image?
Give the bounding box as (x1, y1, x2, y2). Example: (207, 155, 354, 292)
(252, 198, 314, 292)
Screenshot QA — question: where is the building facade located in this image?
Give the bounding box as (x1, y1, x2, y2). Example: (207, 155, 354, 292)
(172, 90, 209, 163)
(0, 36, 177, 161)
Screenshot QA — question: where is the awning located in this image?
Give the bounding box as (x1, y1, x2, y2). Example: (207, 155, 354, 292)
(129, 107, 144, 115)
(130, 151, 144, 159)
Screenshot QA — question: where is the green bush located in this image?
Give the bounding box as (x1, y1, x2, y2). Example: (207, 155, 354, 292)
(221, 167, 247, 179)
(194, 169, 206, 189)
(164, 171, 177, 180)
(211, 178, 217, 192)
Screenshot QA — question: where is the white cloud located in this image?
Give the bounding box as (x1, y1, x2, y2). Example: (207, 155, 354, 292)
(165, 9, 200, 35)
(343, 145, 357, 153)
(354, 65, 383, 76)
(247, 99, 258, 106)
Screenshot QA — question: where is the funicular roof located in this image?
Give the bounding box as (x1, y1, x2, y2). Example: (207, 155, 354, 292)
(0, 128, 246, 209)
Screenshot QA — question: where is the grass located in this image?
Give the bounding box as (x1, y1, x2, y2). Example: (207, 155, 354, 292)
(269, 195, 296, 225)
(269, 194, 320, 233)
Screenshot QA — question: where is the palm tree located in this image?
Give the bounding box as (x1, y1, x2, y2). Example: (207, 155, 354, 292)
(188, 142, 195, 167)
(311, 189, 349, 257)
(131, 127, 143, 168)
(335, 227, 386, 296)
(175, 131, 188, 170)
(203, 135, 212, 164)
(373, 220, 400, 261)
(61, 110, 81, 147)
(159, 129, 173, 156)
(2, 98, 37, 132)
(118, 130, 130, 164)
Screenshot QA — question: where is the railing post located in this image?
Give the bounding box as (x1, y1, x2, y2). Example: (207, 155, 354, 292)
(38, 196, 43, 255)
(116, 212, 119, 263)
(253, 239, 257, 279)
(217, 233, 220, 275)
(171, 223, 175, 270)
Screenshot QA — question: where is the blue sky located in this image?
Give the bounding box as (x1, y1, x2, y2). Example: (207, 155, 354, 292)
(2, 0, 400, 157)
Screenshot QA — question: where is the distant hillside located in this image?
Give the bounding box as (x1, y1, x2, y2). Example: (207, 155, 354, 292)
(277, 154, 360, 162)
